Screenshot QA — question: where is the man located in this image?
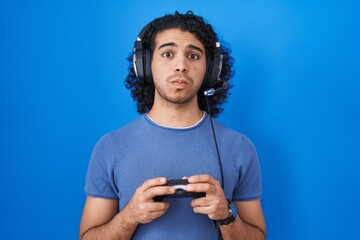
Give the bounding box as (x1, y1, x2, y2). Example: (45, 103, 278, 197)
(80, 11, 266, 240)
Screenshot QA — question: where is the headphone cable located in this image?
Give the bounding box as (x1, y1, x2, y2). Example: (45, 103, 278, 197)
(205, 96, 225, 240)
(205, 96, 224, 190)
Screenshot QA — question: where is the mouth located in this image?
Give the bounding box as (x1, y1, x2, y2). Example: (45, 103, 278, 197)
(171, 79, 188, 88)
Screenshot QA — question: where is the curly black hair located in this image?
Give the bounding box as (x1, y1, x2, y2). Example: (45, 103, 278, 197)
(125, 11, 234, 117)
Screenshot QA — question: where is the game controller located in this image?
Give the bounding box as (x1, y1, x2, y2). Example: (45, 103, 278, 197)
(153, 179, 206, 202)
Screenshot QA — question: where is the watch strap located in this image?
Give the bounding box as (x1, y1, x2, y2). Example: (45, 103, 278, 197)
(217, 199, 237, 225)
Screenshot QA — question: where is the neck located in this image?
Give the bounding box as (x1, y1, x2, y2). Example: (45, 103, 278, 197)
(148, 101, 204, 128)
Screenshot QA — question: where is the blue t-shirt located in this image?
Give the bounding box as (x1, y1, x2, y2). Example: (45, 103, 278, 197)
(85, 113, 262, 239)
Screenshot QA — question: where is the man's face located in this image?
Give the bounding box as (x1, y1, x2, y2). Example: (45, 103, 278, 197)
(151, 28, 207, 106)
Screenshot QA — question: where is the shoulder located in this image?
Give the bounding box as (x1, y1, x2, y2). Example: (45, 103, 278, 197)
(91, 115, 145, 153)
(211, 118, 258, 165)
(109, 114, 147, 138)
(212, 118, 255, 147)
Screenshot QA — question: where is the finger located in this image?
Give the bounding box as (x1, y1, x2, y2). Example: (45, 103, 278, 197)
(186, 182, 215, 194)
(138, 177, 167, 192)
(192, 204, 225, 220)
(138, 204, 170, 224)
(192, 205, 214, 215)
(145, 208, 169, 222)
(188, 174, 219, 186)
(142, 186, 175, 200)
(190, 197, 209, 208)
(143, 201, 170, 212)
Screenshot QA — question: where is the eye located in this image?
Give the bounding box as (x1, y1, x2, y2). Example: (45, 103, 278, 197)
(162, 52, 173, 58)
(188, 53, 200, 60)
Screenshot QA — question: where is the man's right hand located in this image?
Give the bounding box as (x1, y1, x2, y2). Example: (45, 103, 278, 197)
(80, 177, 175, 240)
(123, 177, 175, 224)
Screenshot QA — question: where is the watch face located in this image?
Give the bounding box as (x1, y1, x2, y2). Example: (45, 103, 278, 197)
(217, 200, 237, 225)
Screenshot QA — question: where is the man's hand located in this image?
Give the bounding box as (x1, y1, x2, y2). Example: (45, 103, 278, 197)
(186, 174, 229, 220)
(123, 177, 175, 224)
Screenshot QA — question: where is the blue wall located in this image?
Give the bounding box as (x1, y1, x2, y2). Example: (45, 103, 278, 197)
(1, 1, 359, 239)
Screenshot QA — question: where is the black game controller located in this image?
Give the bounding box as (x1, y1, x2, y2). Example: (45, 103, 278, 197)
(153, 179, 206, 202)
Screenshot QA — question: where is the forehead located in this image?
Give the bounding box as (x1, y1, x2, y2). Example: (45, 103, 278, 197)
(153, 28, 205, 51)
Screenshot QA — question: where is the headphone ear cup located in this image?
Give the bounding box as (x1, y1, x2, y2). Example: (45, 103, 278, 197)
(143, 48, 153, 84)
(133, 41, 145, 82)
(210, 53, 223, 86)
(133, 39, 153, 84)
(202, 42, 223, 88)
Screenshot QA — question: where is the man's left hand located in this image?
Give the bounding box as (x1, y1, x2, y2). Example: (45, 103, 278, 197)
(186, 174, 229, 220)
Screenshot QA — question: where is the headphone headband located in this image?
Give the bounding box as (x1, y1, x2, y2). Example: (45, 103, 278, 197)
(133, 24, 223, 88)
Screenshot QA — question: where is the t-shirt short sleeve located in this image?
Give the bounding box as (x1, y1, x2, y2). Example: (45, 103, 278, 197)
(84, 133, 119, 199)
(232, 135, 262, 201)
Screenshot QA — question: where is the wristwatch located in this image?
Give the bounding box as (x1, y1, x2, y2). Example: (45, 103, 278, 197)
(217, 199, 237, 225)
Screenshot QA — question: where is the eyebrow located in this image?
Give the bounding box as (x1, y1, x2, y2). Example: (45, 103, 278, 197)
(158, 42, 204, 54)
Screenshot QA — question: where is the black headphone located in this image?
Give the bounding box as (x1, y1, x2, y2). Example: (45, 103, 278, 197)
(132, 24, 223, 89)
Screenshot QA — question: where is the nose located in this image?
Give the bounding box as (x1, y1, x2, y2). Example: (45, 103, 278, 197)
(174, 56, 188, 73)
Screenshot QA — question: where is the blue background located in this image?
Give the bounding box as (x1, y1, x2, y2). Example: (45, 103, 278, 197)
(1, 0, 359, 239)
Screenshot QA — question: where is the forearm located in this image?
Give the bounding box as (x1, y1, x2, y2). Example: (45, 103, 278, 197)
(220, 216, 266, 240)
(81, 209, 138, 240)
